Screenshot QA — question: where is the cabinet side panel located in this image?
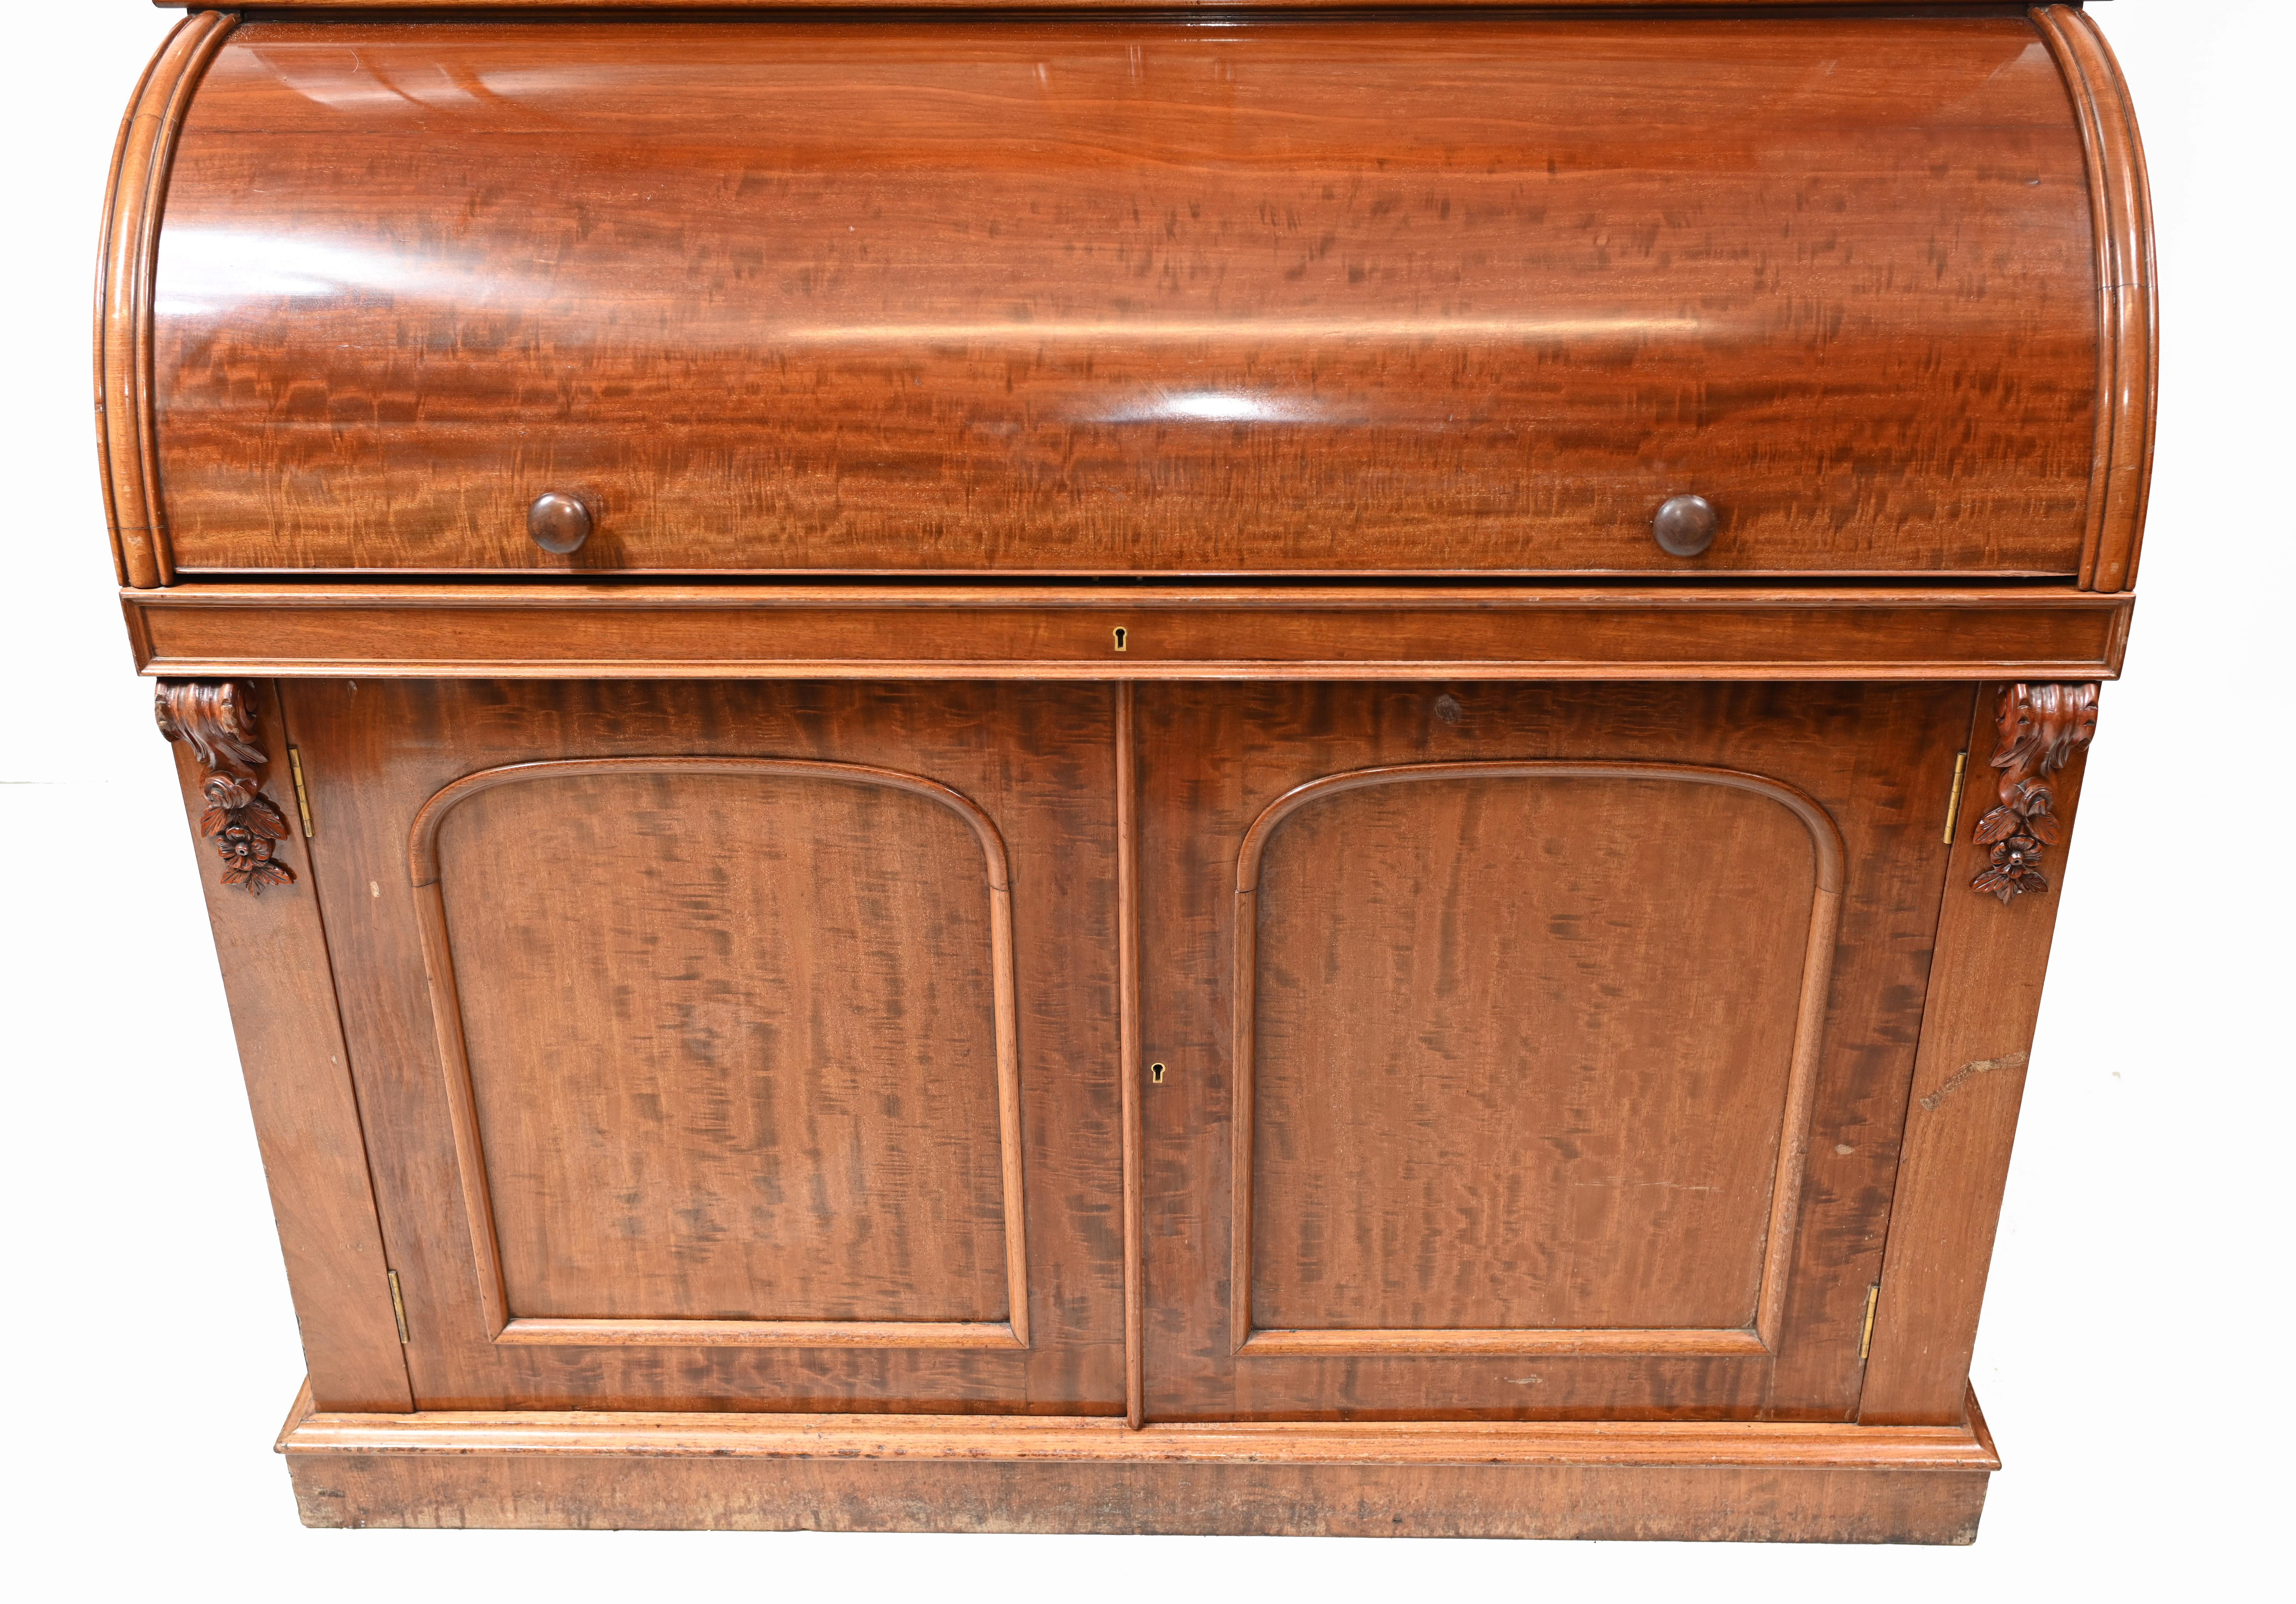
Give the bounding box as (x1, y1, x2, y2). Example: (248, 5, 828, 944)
(165, 679, 411, 1411)
(1858, 686, 2092, 1424)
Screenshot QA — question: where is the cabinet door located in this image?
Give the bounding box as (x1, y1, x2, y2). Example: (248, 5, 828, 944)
(1137, 683, 1975, 1422)
(282, 681, 1123, 1413)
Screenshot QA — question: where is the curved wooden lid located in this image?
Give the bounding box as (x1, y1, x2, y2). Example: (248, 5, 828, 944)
(152, 1, 2084, 10)
(106, 5, 2149, 588)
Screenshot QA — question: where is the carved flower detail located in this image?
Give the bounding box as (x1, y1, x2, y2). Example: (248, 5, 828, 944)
(198, 794, 294, 894)
(1968, 682, 2099, 906)
(1972, 831, 2050, 905)
(214, 823, 294, 892)
(216, 823, 270, 873)
(158, 680, 298, 897)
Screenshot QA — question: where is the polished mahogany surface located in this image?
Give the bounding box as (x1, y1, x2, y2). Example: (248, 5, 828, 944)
(153, 14, 2100, 577)
(154, 2, 2053, 10)
(287, 678, 1125, 1412)
(104, 3, 2150, 1543)
(1137, 679, 1970, 1422)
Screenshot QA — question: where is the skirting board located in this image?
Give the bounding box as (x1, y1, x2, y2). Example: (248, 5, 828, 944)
(275, 1382, 2000, 1542)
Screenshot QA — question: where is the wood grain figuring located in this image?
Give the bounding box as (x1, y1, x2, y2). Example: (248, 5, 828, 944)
(286, 680, 1123, 1413)
(406, 758, 1028, 1349)
(97, 0, 2153, 1541)
(95, 9, 233, 587)
(162, 1, 2048, 10)
(1861, 685, 2093, 1426)
(1138, 683, 1971, 1423)
(274, 1392, 1998, 1542)
(281, 1399, 1999, 1470)
(1229, 763, 1843, 1359)
(164, 682, 413, 1413)
(2032, 5, 2158, 592)
(1116, 685, 1146, 1429)
(122, 584, 2137, 683)
(152, 15, 2103, 577)
(286, 1453, 1991, 1541)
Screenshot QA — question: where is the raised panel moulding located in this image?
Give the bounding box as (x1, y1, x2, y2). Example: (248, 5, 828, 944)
(1230, 761, 1845, 1359)
(405, 756, 1029, 1351)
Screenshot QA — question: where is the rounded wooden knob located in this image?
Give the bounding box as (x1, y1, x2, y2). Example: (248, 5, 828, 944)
(528, 491, 593, 554)
(1651, 494, 1718, 557)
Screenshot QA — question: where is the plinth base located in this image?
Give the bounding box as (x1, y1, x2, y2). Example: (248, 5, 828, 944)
(275, 1383, 1998, 1543)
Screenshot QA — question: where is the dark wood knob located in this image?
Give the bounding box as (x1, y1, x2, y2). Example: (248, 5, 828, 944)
(1652, 494, 1718, 557)
(528, 492, 593, 554)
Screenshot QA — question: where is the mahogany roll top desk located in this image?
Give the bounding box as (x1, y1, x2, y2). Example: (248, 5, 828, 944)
(101, 0, 2152, 1541)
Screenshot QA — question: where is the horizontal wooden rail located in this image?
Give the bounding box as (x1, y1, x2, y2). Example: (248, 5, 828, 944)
(280, 1395, 1999, 1472)
(125, 584, 2132, 682)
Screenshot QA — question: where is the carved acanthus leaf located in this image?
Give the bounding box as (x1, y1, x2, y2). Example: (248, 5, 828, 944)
(1970, 681, 2098, 905)
(156, 680, 296, 895)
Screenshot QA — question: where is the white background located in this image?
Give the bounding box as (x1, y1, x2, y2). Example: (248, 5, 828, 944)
(4, 3, 2287, 1599)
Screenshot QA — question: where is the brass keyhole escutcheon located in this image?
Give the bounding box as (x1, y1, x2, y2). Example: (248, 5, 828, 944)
(1113, 626, 1129, 652)
(1149, 1062, 1166, 1084)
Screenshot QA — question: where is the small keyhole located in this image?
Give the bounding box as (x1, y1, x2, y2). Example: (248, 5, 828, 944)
(1113, 626, 1129, 652)
(1149, 1062, 1166, 1084)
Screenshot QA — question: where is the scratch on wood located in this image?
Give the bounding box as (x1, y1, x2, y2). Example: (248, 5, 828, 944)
(1919, 1052, 2030, 1113)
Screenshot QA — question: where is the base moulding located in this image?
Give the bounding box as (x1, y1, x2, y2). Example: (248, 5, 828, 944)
(275, 1382, 2001, 1543)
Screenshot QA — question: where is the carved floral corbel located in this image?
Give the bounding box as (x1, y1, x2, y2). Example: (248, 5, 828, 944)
(155, 680, 296, 895)
(1971, 681, 2099, 904)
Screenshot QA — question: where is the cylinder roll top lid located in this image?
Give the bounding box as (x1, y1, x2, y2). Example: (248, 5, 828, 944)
(103, 6, 2152, 584)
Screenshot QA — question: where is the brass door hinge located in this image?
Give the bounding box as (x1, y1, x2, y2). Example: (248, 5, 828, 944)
(286, 744, 316, 838)
(387, 1269, 411, 1345)
(1941, 750, 1969, 845)
(1858, 1283, 1881, 1362)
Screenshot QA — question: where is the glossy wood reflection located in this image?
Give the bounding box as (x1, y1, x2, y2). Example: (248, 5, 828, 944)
(104, 1, 2153, 1541)
(156, 1, 2055, 11)
(154, 14, 2101, 577)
